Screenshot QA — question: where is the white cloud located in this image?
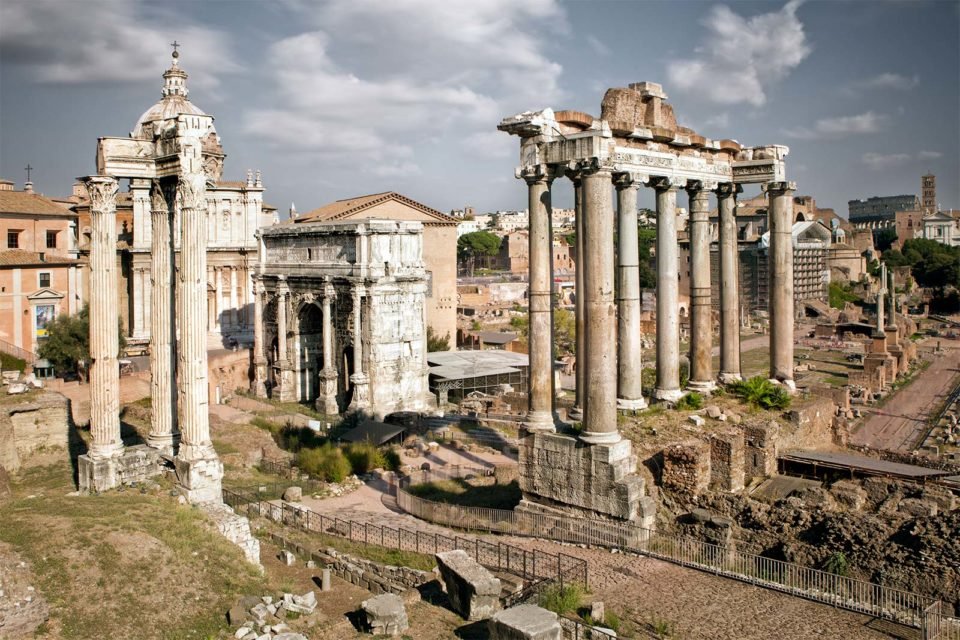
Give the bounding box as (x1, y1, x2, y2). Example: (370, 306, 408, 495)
(244, 0, 565, 175)
(586, 35, 611, 57)
(862, 152, 914, 170)
(918, 150, 943, 159)
(784, 111, 888, 139)
(858, 73, 920, 91)
(704, 113, 730, 129)
(667, 1, 811, 106)
(0, 0, 238, 89)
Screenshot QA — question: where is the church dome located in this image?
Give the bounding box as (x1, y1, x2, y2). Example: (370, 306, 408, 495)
(131, 50, 213, 139)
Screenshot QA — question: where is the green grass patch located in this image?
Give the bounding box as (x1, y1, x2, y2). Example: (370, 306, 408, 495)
(407, 478, 521, 510)
(538, 582, 584, 616)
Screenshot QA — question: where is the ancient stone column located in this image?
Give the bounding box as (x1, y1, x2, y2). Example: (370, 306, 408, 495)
(318, 279, 339, 415)
(571, 175, 585, 421)
(654, 178, 683, 403)
(615, 173, 647, 410)
(146, 181, 178, 453)
(768, 181, 797, 390)
(174, 172, 223, 503)
(875, 265, 886, 334)
(274, 277, 295, 402)
(522, 165, 556, 432)
(349, 285, 370, 411)
(686, 182, 716, 393)
(251, 277, 267, 397)
(84, 176, 123, 459)
(884, 264, 897, 332)
(580, 165, 620, 444)
(717, 183, 743, 384)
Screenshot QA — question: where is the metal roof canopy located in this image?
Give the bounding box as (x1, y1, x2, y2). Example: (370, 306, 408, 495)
(427, 350, 529, 381)
(780, 450, 952, 480)
(339, 420, 406, 445)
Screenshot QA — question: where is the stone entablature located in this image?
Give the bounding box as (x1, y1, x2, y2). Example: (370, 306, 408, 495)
(255, 220, 430, 417)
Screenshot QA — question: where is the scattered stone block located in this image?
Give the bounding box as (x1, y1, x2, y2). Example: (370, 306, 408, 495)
(280, 550, 296, 566)
(282, 486, 303, 502)
(321, 568, 332, 592)
(361, 593, 409, 636)
(688, 415, 705, 427)
(829, 480, 867, 511)
(436, 550, 502, 621)
(590, 601, 605, 622)
(273, 633, 307, 640)
(488, 604, 562, 640)
(227, 605, 248, 627)
(287, 591, 317, 614)
(706, 405, 722, 419)
(898, 497, 938, 517)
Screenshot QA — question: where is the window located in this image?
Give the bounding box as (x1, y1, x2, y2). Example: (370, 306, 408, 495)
(39, 272, 51, 288)
(46, 230, 57, 249)
(7, 230, 20, 249)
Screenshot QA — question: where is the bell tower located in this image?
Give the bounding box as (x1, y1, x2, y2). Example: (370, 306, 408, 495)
(921, 174, 936, 213)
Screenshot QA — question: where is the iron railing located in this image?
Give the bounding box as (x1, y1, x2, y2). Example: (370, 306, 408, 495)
(222, 485, 587, 591)
(924, 601, 960, 640)
(396, 466, 942, 632)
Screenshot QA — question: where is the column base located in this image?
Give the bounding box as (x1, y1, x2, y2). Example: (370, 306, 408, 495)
(653, 388, 684, 403)
(686, 380, 717, 394)
(87, 441, 125, 461)
(617, 397, 648, 412)
(524, 410, 556, 433)
(718, 372, 743, 385)
(579, 429, 622, 445)
(78, 445, 163, 493)
(348, 373, 370, 412)
(318, 368, 339, 416)
(274, 364, 296, 403)
(145, 433, 179, 457)
(175, 454, 224, 505)
(252, 361, 268, 398)
(568, 406, 583, 421)
(768, 378, 797, 394)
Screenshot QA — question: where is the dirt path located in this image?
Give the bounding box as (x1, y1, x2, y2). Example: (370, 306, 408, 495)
(300, 481, 907, 639)
(850, 338, 960, 451)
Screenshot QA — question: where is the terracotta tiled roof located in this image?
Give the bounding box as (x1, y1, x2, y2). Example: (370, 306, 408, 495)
(0, 190, 77, 217)
(296, 192, 457, 225)
(0, 250, 78, 267)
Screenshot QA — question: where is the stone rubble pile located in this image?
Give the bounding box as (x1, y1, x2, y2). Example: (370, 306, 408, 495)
(227, 592, 316, 640)
(360, 593, 409, 637)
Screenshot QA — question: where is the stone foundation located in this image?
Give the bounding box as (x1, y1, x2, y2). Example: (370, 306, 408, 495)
(202, 501, 261, 568)
(489, 605, 562, 640)
(662, 441, 710, 495)
(517, 431, 644, 521)
(78, 444, 163, 493)
(710, 434, 745, 492)
(0, 391, 72, 473)
(174, 455, 224, 504)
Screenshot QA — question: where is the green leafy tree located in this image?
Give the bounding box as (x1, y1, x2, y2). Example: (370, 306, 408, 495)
(554, 308, 576, 356)
(873, 227, 898, 252)
(38, 306, 90, 380)
(426, 326, 450, 352)
(457, 231, 501, 275)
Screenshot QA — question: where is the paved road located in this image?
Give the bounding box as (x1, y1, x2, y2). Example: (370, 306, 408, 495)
(850, 337, 960, 451)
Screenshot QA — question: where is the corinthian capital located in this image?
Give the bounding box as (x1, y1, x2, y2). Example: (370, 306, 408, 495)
(517, 164, 556, 185)
(177, 173, 208, 211)
(715, 183, 743, 198)
(83, 176, 119, 213)
(651, 176, 686, 191)
(150, 180, 169, 213)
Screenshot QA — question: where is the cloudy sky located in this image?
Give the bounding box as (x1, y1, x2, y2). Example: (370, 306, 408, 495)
(1, 0, 957, 216)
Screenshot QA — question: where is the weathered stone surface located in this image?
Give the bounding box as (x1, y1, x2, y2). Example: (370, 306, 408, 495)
(282, 486, 303, 502)
(0, 391, 72, 473)
(488, 604, 562, 640)
(663, 441, 710, 495)
(435, 550, 501, 621)
(360, 593, 409, 636)
(706, 405, 722, 419)
(202, 501, 261, 568)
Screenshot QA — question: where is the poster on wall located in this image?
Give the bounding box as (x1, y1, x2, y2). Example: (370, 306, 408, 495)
(35, 304, 55, 337)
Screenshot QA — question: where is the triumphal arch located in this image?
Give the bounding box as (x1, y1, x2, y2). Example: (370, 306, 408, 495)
(499, 82, 795, 523)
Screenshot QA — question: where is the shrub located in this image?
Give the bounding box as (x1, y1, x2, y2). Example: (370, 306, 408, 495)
(730, 376, 791, 410)
(382, 447, 402, 472)
(344, 441, 386, 474)
(823, 551, 850, 577)
(675, 392, 703, 410)
(538, 582, 583, 616)
(296, 444, 351, 483)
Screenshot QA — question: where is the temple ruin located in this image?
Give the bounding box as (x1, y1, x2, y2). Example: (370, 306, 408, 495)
(499, 82, 797, 522)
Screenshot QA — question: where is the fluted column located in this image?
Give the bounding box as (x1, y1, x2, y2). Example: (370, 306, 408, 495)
(884, 264, 897, 332)
(251, 277, 267, 397)
(768, 181, 796, 390)
(274, 277, 295, 402)
(615, 173, 647, 410)
(522, 165, 556, 432)
(571, 175, 585, 420)
(875, 264, 886, 335)
(687, 182, 716, 393)
(717, 183, 743, 383)
(84, 176, 123, 459)
(580, 164, 619, 444)
(319, 279, 339, 415)
(349, 285, 370, 411)
(654, 178, 683, 402)
(176, 173, 216, 461)
(146, 181, 178, 453)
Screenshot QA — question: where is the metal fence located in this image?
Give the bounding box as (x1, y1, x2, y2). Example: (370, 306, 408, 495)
(396, 466, 943, 632)
(925, 601, 960, 640)
(222, 485, 587, 591)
